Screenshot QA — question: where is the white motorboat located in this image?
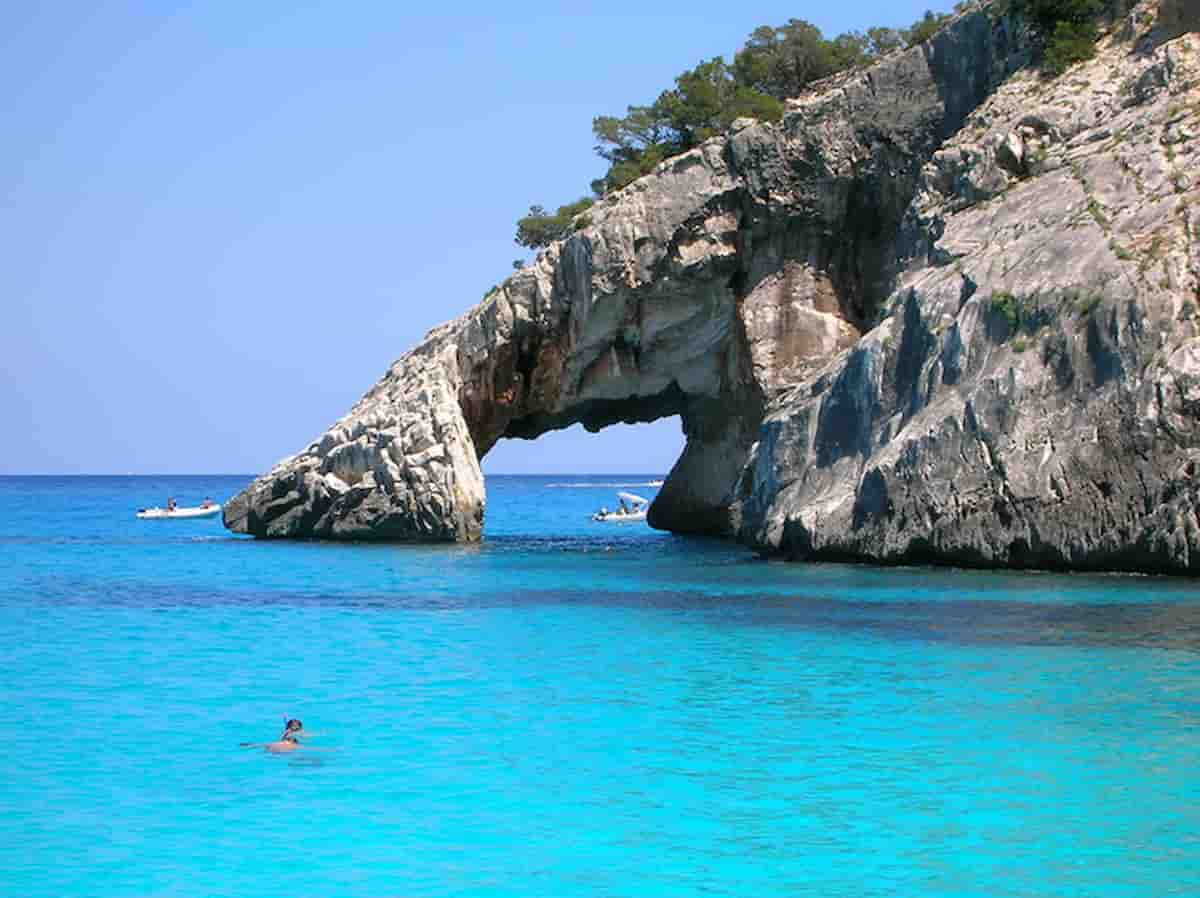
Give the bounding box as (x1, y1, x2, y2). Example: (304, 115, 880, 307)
(592, 491, 649, 523)
(136, 503, 222, 520)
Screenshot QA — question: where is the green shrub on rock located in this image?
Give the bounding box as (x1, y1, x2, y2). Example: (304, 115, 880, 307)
(517, 6, 965, 241)
(1017, 0, 1103, 74)
(1074, 291, 1103, 317)
(989, 290, 1058, 340)
(906, 10, 953, 46)
(514, 198, 595, 250)
(990, 291, 1024, 331)
(1044, 19, 1100, 73)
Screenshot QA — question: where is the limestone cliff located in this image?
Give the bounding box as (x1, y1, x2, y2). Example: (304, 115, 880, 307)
(225, 2, 1200, 572)
(737, 6, 1200, 572)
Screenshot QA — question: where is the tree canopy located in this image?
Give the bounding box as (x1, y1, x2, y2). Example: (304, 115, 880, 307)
(514, 199, 595, 250)
(516, 7, 964, 248)
(1017, 0, 1105, 73)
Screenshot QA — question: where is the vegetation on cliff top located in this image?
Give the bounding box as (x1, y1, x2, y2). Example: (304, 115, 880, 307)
(513, 0, 1115, 250)
(513, 199, 595, 250)
(514, 7, 963, 249)
(1019, 0, 1104, 73)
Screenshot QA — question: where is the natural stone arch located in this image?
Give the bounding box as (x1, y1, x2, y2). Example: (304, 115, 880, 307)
(222, 12, 1024, 544)
(223, 142, 799, 540)
(225, 13, 1200, 574)
(222, 125, 874, 541)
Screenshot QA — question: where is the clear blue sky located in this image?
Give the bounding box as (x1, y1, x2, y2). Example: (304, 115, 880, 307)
(2, 0, 951, 475)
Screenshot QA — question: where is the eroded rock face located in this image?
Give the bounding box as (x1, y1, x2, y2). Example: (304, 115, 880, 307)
(227, 3, 1200, 572)
(735, 15, 1200, 572)
(224, 141, 754, 540)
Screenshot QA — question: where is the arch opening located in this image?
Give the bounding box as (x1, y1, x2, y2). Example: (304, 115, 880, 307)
(480, 416, 686, 540)
(482, 417, 685, 478)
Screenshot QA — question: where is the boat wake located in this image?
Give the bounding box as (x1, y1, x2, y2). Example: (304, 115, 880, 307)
(546, 480, 664, 489)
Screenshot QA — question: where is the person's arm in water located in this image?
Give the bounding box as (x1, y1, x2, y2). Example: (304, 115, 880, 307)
(239, 739, 301, 752)
(239, 719, 324, 753)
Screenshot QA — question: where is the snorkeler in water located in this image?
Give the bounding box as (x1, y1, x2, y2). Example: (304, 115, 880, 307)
(241, 717, 307, 753)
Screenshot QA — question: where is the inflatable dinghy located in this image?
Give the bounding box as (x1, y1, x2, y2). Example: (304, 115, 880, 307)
(591, 492, 649, 523)
(136, 504, 221, 520)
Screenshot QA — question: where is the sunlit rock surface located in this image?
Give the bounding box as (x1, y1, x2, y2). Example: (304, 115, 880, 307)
(226, 2, 1200, 572)
(737, 12, 1200, 572)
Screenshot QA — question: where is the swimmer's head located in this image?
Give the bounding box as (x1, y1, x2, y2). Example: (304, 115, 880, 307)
(280, 718, 303, 740)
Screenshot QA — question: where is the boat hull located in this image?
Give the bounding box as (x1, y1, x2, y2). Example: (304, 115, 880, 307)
(136, 505, 222, 520)
(591, 511, 647, 523)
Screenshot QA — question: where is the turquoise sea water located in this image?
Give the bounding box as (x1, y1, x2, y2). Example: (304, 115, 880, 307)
(2, 474, 1199, 897)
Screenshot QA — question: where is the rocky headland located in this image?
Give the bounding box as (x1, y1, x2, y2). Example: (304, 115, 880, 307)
(224, 1, 1200, 573)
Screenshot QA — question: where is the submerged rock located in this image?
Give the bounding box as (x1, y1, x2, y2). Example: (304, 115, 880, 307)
(226, 3, 1200, 573)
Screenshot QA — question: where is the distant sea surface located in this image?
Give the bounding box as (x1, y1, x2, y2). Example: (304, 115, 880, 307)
(2, 474, 1199, 897)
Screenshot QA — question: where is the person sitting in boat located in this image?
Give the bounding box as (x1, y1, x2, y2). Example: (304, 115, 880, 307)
(166, 497, 178, 512)
(200, 497, 214, 508)
(618, 498, 629, 515)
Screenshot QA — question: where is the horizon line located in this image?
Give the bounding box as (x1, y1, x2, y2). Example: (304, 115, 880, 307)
(0, 471, 669, 477)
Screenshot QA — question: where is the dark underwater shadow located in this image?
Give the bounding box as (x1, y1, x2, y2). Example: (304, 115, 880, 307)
(35, 571, 1200, 651)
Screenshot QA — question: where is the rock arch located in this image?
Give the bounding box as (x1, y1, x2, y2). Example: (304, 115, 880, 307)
(223, 10, 1031, 546)
(221, 131, 868, 541)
